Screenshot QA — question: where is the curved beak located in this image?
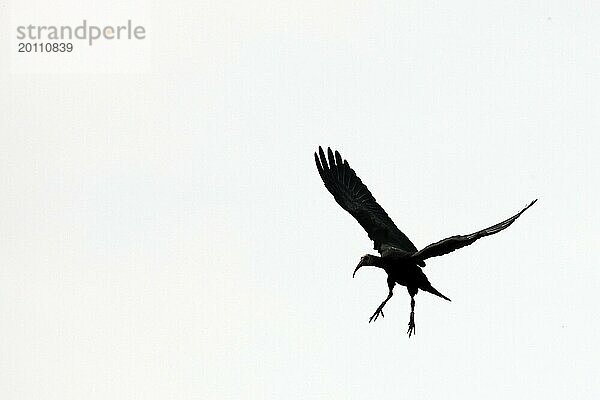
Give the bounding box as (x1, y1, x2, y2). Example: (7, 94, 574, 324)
(353, 260, 365, 278)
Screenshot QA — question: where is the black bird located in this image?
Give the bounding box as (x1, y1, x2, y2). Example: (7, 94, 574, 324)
(314, 146, 536, 337)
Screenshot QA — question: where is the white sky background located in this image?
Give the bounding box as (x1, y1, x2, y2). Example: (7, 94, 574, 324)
(1, 1, 599, 399)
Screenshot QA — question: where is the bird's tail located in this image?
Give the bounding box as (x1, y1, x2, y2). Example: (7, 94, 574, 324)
(422, 285, 451, 302)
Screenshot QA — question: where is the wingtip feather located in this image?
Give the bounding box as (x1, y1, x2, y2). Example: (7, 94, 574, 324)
(334, 150, 342, 166)
(327, 148, 336, 171)
(522, 199, 538, 213)
(318, 146, 328, 170)
(314, 152, 324, 175)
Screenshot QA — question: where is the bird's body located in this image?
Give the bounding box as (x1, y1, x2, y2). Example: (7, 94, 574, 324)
(359, 253, 446, 299)
(314, 146, 536, 337)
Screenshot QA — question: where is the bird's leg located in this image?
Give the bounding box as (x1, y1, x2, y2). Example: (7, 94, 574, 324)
(369, 290, 392, 323)
(407, 296, 416, 337)
(369, 277, 395, 323)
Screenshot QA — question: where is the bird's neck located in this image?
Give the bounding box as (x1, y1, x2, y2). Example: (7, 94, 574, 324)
(368, 255, 385, 267)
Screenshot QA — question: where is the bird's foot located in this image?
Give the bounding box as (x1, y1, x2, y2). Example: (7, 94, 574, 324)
(407, 311, 416, 337)
(369, 307, 385, 323)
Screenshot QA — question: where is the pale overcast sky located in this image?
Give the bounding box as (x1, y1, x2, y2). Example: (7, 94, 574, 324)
(2, 1, 599, 399)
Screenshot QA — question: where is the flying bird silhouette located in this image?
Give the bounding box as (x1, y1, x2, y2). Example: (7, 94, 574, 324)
(314, 146, 536, 337)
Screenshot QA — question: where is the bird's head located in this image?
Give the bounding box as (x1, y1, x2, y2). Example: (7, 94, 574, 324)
(353, 254, 380, 278)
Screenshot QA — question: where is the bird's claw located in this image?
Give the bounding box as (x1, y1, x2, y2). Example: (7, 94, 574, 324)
(407, 322, 415, 337)
(407, 311, 416, 337)
(369, 308, 385, 323)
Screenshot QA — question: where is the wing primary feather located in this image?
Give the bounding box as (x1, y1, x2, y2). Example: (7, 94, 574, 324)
(318, 146, 328, 170)
(334, 151, 343, 181)
(342, 160, 350, 185)
(314, 152, 324, 177)
(327, 148, 336, 178)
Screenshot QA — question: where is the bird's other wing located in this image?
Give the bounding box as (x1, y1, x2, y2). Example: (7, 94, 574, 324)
(315, 146, 418, 253)
(411, 199, 537, 261)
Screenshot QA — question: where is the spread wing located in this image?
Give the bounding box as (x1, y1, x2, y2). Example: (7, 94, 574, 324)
(412, 199, 537, 261)
(315, 146, 417, 253)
